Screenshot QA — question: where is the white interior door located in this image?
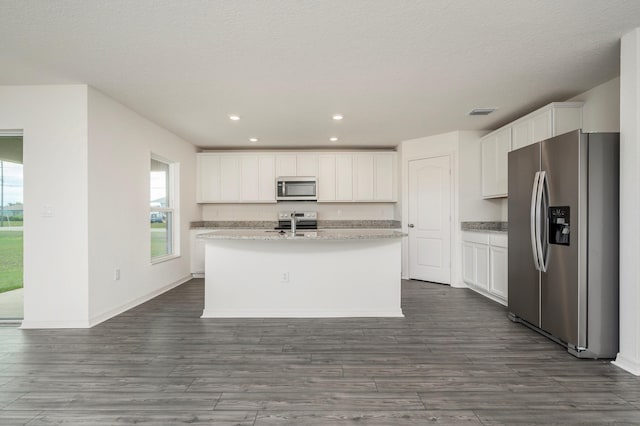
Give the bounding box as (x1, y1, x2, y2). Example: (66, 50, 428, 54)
(408, 156, 451, 284)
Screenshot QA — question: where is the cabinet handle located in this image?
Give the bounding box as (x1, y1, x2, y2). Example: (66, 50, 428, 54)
(408, 224, 415, 228)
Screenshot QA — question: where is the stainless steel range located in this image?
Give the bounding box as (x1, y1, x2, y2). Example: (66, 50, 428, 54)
(276, 211, 318, 230)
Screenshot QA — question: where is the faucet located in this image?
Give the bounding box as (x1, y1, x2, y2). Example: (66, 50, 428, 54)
(290, 212, 298, 236)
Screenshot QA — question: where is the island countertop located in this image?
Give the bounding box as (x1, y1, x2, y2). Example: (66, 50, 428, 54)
(197, 229, 406, 241)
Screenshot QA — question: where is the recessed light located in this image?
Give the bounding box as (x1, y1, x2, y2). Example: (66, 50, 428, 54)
(329, 137, 338, 142)
(229, 115, 240, 121)
(332, 114, 343, 121)
(249, 138, 258, 142)
(468, 108, 497, 116)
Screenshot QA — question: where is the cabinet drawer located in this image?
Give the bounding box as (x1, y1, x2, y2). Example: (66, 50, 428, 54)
(489, 233, 508, 247)
(462, 232, 490, 245)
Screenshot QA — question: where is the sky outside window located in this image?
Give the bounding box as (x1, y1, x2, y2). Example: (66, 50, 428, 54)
(1, 161, 23, 207)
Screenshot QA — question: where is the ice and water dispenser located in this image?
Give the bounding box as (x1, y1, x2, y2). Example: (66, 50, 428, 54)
(548, 206, 570, 246)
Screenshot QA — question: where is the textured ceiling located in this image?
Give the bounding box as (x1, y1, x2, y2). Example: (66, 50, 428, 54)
(0, 1, 638, 148)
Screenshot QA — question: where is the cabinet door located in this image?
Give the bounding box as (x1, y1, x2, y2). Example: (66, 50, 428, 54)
(553, 106, 582, 136)
(354, 154, 375, 201)
(241, 156, 260, 201)
(335, 154, 353, 201)
(481, 128, 510, 198)
(495, 129, 510, 196)
(531, 109, 552, 144)
(296, 154, 318, 177)
(258, 155, 276, 201)
(276, 155, 296, 177)
(374, 153, 395, 201)
(220, 156, 241, 201)
(481, 136, 497, 197)
(190, 230, 208, 275)
(462, 242, 476, 285)
(318, 155, 336, 201)
(475, 244, 490, 290)
(512, 121, 531, 151)
(197, 155, 221, 202)
(489, 245, 508, 300)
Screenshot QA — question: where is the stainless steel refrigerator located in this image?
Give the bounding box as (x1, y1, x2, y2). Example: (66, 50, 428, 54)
(508, 130, 619, 358)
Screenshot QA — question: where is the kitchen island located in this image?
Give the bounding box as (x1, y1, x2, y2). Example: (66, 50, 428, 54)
(198, 229, 405, 318)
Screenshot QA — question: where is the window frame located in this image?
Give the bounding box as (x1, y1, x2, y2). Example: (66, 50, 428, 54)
(150, 154, 180, 264)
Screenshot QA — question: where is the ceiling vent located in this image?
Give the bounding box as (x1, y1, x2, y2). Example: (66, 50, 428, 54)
(468, 108, 497, 116)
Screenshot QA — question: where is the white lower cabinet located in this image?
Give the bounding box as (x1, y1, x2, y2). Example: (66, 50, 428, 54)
(190, 230, 211, 277)
(462, 232, 507, 305)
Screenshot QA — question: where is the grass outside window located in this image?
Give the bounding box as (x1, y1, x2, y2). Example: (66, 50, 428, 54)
(0, 231, 23, 293)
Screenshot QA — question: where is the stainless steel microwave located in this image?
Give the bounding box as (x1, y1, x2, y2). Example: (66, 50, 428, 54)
(276, 176, 317, 201)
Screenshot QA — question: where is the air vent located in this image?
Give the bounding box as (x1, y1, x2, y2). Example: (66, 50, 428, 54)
(469, 108, 497, 116)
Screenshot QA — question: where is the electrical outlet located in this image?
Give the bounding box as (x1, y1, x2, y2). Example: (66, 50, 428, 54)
(114, 269, 120, 281)
(280, 272, 290, 283)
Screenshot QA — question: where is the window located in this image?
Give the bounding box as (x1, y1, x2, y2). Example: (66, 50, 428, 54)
(150, 155, 179, 262)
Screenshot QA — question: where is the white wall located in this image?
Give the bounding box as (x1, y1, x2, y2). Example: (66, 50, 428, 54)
(0, 85, 90, 327)
(613, 28, 640, 376)
(202, 202, 396, 221)
(0, 84, 199, 328)
(87, 87, 198, 325)
(569, 77, 620, 132)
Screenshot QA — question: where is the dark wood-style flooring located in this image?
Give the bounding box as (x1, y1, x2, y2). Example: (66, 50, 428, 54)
(1, 279, 639, 425)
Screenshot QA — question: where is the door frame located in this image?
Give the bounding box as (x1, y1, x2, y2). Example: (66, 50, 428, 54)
(0, 128, 24, 322)
(402, 151, 459, 286)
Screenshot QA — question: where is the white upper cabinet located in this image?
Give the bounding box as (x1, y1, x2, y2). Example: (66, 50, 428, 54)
(197, 153, 275, 203)
(198, 151, 396, 204)
(354, 154, 375, 201)
(510, 102, 583, 151)
(335, 154, 354, 201)
(275, 153, 318, 177)
(197, 155, 221, 202)
(354, 153, 396, 201)
(481, 128, 511, 198)
(318, 154, 337, 201)
(275, 154, 297, 177)
(219, 156, 241, 201)
(482, 102, 583, 198)
(296, 154, 318, 176)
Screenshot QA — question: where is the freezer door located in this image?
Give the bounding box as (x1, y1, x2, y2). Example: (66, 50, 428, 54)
(508, 143, 541, 326)
(540, 130, 586, 348)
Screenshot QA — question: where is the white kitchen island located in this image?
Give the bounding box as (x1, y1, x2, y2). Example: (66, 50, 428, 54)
(198, 229, 405, 318)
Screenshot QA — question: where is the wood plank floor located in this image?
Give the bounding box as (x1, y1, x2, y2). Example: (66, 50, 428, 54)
(1, 279, 639, 425)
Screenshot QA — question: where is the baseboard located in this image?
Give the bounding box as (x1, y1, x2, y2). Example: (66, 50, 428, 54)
(88, 275, 192, 328)
(191, 272, 204, 278)
(201, 309, 405, 318)
(21, 319, 92, 329)
(612, 353, 640, 376)
(466, 285, 507, 306)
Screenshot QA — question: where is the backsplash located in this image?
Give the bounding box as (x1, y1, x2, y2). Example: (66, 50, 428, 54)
(191, 220, 400, 229)
(201, 202, 397, 221)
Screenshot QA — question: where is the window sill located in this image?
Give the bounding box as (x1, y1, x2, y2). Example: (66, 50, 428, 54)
(151, 254, 181, 265)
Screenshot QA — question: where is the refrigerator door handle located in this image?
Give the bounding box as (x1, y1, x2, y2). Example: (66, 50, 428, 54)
(530, 171, 541, 271)
(534, 171, 547, 272)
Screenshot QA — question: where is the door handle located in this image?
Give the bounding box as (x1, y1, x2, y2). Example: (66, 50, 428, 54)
(408, 224, 415, 228)
(530, 172, 541, 271)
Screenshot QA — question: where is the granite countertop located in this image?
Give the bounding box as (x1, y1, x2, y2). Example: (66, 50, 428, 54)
(197, 229, 406, 241)
(461, 221, 508, 233)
